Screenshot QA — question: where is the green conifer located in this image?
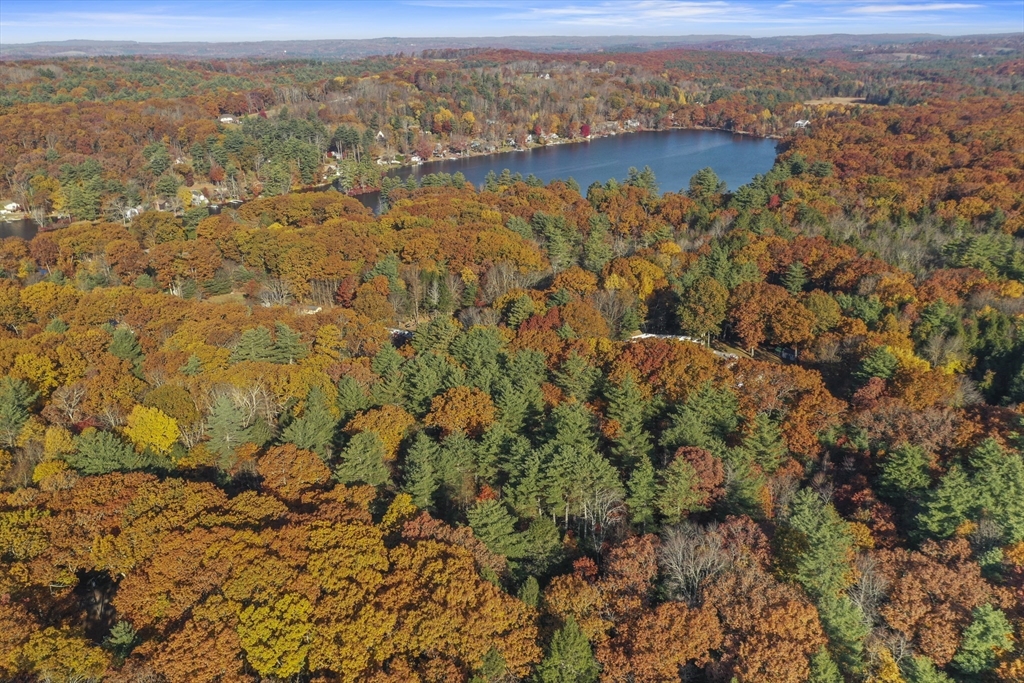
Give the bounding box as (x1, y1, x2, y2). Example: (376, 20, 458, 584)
(536, 617, 599, 683)
(403, 432, 440, 509)
(281, 387, 337, 459)
(334, 432, 390, 486)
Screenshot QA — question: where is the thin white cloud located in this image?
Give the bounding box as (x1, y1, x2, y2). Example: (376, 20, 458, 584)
(846, 3, 980, 13)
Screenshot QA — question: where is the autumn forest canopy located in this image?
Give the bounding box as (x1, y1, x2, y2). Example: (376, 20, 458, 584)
(0, 36, 1022, 683)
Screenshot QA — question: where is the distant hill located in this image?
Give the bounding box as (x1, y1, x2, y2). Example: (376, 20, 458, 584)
(0, 33, 978, 61)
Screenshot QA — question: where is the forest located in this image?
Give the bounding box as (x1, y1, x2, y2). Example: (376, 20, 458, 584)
(0, 38, 1022, 683)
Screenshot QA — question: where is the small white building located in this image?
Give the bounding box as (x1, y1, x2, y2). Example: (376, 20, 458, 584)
(219, 116, 237, 124)
(2, 202, 20, 213)
(794, 119, 811, 128)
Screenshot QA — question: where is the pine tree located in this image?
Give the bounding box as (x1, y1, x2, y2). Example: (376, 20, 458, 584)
(583, 215, 613, 273)
(741, 413, 787, 474)
(878, 444, 932, 501)
(179, 353, 203, 376)
(334, 432, 390, 486)
(788, 489, 867, 674)
(787, 488, 856, 600)
(952, 604, 1013, 674)
(104, 621, 138, 663)
(335, 376, 370, 422)
(0, 376, 36, 448)
(403, 432, 440, 509)
(68, 429, 145, 475)
(968, 438, 1024, 543)
(438, 432, 477, 505)
(230, 326, 276, 364)
(855, 346, 899, 384)
(468, 498, 526, 559)
(904, 656, 954, 683)
(517, 576, 540, 608)
(782, 261, 808, 295)
(808, 647, 843, 683)
(536, 617, 599, 683)
(553, 352, 601, 402)
(917, 465, 973, 539)
(271, 322, 308, 364)
(411, 316, 460, 354)
(281, 387, 337, 459)
(205, 394, 252, 461)
(109, 328, 143, 375)
(626, 454, 657, 528)
(604, 374, 652, 467)
(371, 343, 403, 377)
(656, 455, 704, 524)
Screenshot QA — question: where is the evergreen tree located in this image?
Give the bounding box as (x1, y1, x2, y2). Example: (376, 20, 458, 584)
(179, 353, 203, 376)
(109, 328, 144, 375)
(68, 429, 146, 475)
(782, 261, 808, 295)
(952, 604, 1013, 675)
(740, 413, 787, 474)
(437, 432, 477, 505)
(281, 387, 337, 459)
(271, 322, 308, 364)
(903, 656, 954, 683)
(411, 316, 461, 354)
(402, 353, 445, 415)
(808, 647, 843, 683)
(0, 376, 36, 448)
(787, 488, 856, 601)
(878, 443, 932, 501)
(604, 374, 652, 467)
(787, 489, 867, 674)
(656, 455, 705, 524)
(103, 620, 139, 664)
(336, 376, 370, 422)
(517, 576, 540, 608)
(230, 326, 276, 364)
(371, 343, 403, 377)
(468, 498, 526, 559)
(626, 454, 657, 528)
(451, 327, 504, 394)
(334, 432, 390, 486)
(582, 215, 613, 273)
(968, 438, 1024, 543)
(535, 617, 599, 683)
(855, 346, 899, 384)
(553, 352, 602, 402)
(205, 395, 252, 461)
(508, 450, 547, 519)
(917, 465, 973, 539)
(403, 432, 440, 510)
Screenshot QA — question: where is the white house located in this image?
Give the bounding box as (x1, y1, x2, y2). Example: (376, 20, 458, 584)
(794, 119, 811, 128)
(2, 202, 20, 213)
(219, 116, 237, 124)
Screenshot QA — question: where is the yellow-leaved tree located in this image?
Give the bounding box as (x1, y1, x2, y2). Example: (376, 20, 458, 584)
(123, 404, 180, 454)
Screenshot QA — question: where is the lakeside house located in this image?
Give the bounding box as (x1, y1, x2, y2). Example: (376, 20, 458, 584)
(2, 202, 21, 213)
(794, 119, 811, 128)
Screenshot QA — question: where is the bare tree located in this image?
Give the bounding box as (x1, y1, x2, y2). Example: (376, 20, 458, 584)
(659, 523, 737, 605)
(259, 279, 293, 307)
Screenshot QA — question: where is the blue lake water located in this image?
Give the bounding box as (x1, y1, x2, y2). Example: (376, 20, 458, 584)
(385, 128, 778, 196)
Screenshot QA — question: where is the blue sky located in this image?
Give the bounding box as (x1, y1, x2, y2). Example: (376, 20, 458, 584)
(1, 0, 1020, 43)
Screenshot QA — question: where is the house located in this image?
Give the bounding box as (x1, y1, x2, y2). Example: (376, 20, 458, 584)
(794, 119, 811, 128)
(2, 202, 20, 213)
(375, 130, 386, 141)
(219, 116, 237, 124)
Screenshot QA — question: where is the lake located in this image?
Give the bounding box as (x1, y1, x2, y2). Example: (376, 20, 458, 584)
(358, 128, 777, 210)
(1, 129, 778, 239)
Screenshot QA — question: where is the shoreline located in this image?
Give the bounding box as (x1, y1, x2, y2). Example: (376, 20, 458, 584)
(339, 123, 783, 197)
